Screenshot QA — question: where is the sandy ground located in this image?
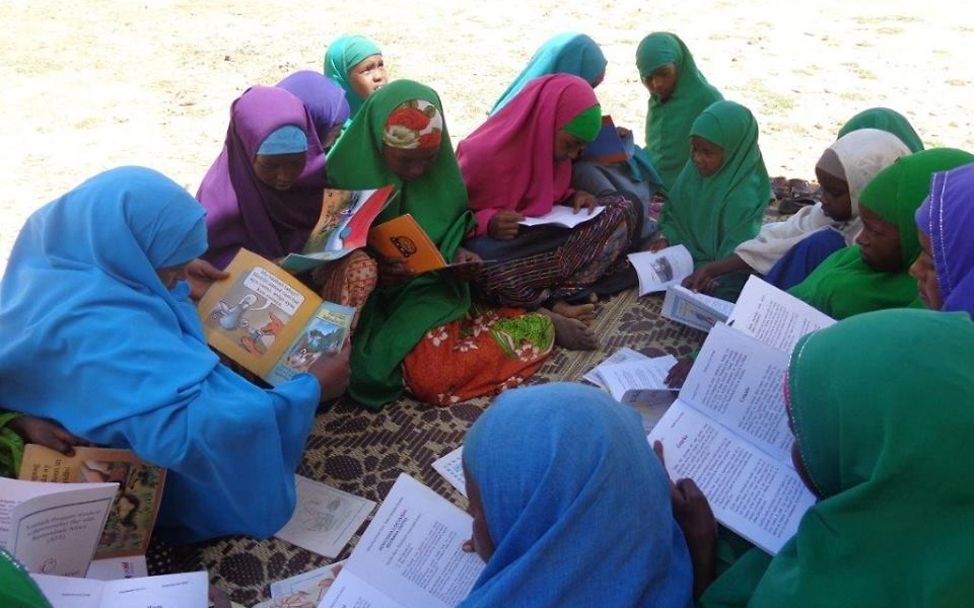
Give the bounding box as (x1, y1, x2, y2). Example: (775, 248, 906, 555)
(2, 0, 972, 275)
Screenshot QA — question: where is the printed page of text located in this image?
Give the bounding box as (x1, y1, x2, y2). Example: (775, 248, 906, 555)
(728, 276, 835, 353)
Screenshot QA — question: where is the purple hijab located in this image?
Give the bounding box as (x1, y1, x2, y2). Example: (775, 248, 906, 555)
(277, 70, 350, 144)
(916, 162, 974, 316)
(197, 86, 327, 268)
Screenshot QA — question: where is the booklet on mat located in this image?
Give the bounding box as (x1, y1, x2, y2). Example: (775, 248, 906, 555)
(263, 560, 346, 606)
(579, 115, 633, 164)
(32, 570, 208, 608)
(628, 245, 694, 295)
(274, 475, 375, 559)
(198, 248, 355, 385)
(661, 285, 735, 332)
(432, 446, 467, 498)
(319, 473, 484, 608)
(19, 445, 165, 561)
(279, 185, 397, 273)
(0, 477, 117, 577)
(518, 204, 606, 229)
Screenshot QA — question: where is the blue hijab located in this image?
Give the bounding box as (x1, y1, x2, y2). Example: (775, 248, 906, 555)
(0, 167, 319, 542)
(460, 383, 693, 608)
(490, 32, 607, 114)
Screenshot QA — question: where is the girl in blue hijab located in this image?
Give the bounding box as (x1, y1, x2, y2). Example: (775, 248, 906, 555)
(459, 383, 693, 607)
(0, 167, 341, 543)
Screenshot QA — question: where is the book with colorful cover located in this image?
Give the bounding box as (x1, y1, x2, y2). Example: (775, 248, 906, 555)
(18, 445, 166, 561)
(367, 213, 449, 273)
(580, 115, 632, 164)
(197, 248, 355, 385)
(279, 186, 397, 273)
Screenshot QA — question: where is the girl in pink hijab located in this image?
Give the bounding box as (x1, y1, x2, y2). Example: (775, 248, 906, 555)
(457, 74, 640, 324)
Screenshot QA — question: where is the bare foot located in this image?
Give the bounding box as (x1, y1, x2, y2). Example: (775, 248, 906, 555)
(550, 300, 596, 326)
(540, 309, 599, 351)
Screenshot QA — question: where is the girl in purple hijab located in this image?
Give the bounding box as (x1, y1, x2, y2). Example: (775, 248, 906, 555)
(197, 85, 327, 269)
(912, 162, 974, 317)
(277, 70, 350, 149)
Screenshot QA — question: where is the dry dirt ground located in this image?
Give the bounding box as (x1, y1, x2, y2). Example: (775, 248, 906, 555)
(2, 0, 972, 274)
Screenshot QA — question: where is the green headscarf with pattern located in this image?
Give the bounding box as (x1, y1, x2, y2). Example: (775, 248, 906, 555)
(788, 148, 974, 319)
(326, 79, 475, 409)
(636, 32, 723, 190)
(838, 107, 924, 153)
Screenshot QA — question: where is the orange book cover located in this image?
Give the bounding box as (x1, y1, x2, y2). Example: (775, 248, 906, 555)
(367, 213, 447, 273)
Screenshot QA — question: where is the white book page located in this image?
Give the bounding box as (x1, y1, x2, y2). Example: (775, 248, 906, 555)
(518, 205, 605, 228)
(31, 574, 105, 608)
(86, 555, 148, 580)
(582, 347, 649, 388)
(317, 569, 404, 608)
(268, 560, 345, 599)
(661, 285, 734, 332)
(274, 475, 376, 558)
(728, 275, 835, 353)
(432, 447, 467, 498)
(597, 355, 678, 402)
(32, 571, 208, 608)
(647, 403, 816, 554)
(680, 323, 794, 463)
(322, 473, 484, 608)
(627, 245, 695, 295)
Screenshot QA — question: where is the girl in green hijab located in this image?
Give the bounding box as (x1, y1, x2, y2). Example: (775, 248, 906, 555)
(789, 148, 974, 319)
(326, 79, 559, 409)
(637, 32, 723, 190)
(653, 100, 770, 300)
(323, 34, 387, 120)
(699, 308, 974, 607)
(838, 106, 924, 153)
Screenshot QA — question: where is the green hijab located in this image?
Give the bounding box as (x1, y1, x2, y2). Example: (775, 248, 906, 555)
(838, 107, 924, 153)
(659, 100, 770, 267)
(323, 34, 382, 118)
(788, 148, 974, 319)
(1, 549, 52, 607)
(636, 32, 723, 190)
(0, 411, 24, 478)
(326, 79, 475, 409)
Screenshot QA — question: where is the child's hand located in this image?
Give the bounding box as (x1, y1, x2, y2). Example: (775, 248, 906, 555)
(378, 258, 416, 287)
(646, 237, 670, 253)
(488, 211, 523, 240)
(682, 266, 719, 294)
(185, 258, 230, 300)
(449, 248, 483, 282)
(8, 415, 88, 455)
(615, 126, 632, 139)
(664, 358, 693, 389)
(571, 191, 598, 215)
(308, 342, 351, 402)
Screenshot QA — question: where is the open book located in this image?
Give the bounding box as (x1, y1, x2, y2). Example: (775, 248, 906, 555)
(280, 186, 397, 273)
(368, 213, 449, 274)
(580, 115, 633, 164)
(0, 477, 117, 577)
(627, 245, 694, 296)
(19, 445, 165, 561)
(32, 571, 208, 607)
(661, 285, 735, 332)
(318, 473, 484, 608)
(518, 205, 606, 229)
(726, 275, 836, 353)
(273, 475, 375, 559)
(197, 248, 355, 385)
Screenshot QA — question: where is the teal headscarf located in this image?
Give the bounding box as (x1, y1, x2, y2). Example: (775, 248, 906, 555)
(637, 32, 723, 190)
(838, 107, 924, 153)
(660, 100, 770, 270)
(490, 32, 607, 114)
(323, 34, 383, 118)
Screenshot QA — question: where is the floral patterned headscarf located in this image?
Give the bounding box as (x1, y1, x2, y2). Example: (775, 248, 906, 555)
(382, 99, 443, 149)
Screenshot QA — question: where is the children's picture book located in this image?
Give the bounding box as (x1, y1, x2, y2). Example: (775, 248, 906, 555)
(647, 321, 819, 555)
(197, 248, 355, 385)
(518, 204, 606, 229)
(661, 285, 736, 332)
(18, 445, 165, 561)
(0, 477, 117, 577)
(280, 186, 397, 273)
(367, 213, 448, 273)
(32, 570, 209, 608)
(579, 115, 633, 164)
(318, 474, 484, 608)
(258, 560, 347, 608)
(274, 476, 376, 559)
(627, 245, 695, 296)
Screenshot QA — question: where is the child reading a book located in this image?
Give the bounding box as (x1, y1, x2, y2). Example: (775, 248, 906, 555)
(326, 79, 596, 409)
(637, 32, 723, 191)
(650, 100, 770, 301)
(912, 163, 974, 316)
(0, 167, 349, 543)
(197, 85, 377, 327)
(788, 148, 974, 319)
(489, 32, 606, 114)
(277, 70, 350, 149)
(695, 309, 974, 607)
(458, 74, 640, 322)
(683, 128, 911, 293)
(459, 383, 694, 607)
(323, 34, 387, 122)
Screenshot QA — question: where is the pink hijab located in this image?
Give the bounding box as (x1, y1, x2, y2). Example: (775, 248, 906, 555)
(457, 74, 598, 236)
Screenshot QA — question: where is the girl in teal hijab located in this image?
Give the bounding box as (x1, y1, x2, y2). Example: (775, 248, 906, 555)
(838, 106, 924, 153)
(489, 32, 607, 114)
(700, 308, 974, 607)
(789, 148, 974, 319)
(637, 32, 723, 190)
(654, 100, 770, 300)
(323, 34, 387, 119)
